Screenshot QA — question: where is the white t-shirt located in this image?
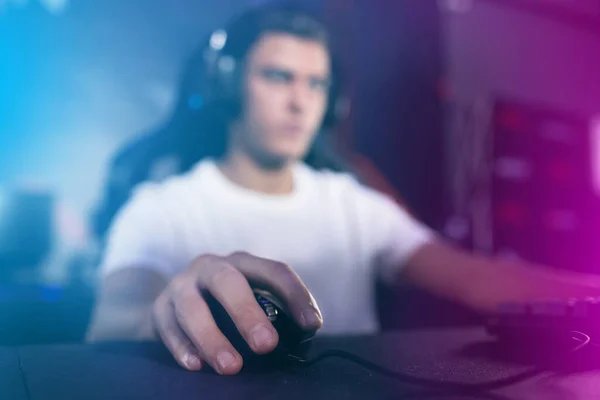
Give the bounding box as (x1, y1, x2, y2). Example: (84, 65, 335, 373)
(100, 159, 434, 335)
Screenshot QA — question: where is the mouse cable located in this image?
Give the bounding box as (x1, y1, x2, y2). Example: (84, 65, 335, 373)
(285, 331, 590, 393)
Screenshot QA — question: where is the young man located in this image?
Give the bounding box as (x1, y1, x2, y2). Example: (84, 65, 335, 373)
(87, 4, 600, 376)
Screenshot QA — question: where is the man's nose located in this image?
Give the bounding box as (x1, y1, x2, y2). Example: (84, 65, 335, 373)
(288, 81, 310, 114)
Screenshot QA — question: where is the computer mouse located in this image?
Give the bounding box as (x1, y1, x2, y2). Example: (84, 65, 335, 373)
(203, 288, 316, 370)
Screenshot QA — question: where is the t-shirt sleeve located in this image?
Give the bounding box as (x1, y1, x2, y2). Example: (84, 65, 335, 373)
(351, 179, 436, 282)
(98, 185, 178, 279)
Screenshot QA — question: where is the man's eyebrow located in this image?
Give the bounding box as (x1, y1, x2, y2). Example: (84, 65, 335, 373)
(256, 64, 331, 81)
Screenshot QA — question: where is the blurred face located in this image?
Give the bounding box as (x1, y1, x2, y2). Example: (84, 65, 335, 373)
(232, 32, 331, 165)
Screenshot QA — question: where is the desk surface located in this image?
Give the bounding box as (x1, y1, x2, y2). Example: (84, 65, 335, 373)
(4, 327, 600, 400)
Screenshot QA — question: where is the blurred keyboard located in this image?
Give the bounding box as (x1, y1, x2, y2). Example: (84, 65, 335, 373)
(487, 297, 600, 340)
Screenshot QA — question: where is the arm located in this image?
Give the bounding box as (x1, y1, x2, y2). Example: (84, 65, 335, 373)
(349, 176, 600, 314)
(400, 240, 600, 313)
(88, 178, 177, 342)
(86, 268, 168, 342)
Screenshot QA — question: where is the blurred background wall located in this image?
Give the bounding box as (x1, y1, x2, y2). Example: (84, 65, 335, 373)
(441, 0, 600, 272)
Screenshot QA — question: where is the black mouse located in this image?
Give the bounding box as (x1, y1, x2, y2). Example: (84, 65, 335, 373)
(203, 288, 316, 370)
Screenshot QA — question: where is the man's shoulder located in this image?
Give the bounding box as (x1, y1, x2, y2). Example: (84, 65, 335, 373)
(299, 164, 409, 224)
(298, 164, 358, 188)
(299, 164, 381, 199)
(128, 159, 213, 204)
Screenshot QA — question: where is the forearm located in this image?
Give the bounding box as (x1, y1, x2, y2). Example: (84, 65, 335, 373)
(86, 268, 167, 342)
(402, 241, 600, 314)
(464, 258, 600, 313)
(86, 302, 157, 342)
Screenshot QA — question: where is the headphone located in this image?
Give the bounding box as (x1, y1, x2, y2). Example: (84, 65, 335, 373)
(195, 4, 350, 130)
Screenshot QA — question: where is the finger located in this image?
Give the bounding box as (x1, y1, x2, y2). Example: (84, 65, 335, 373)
(152, 294, 203, 371)
(170, 275, 243, 375)
(195, 258, 279, 355)
(227, 252, 323, 331)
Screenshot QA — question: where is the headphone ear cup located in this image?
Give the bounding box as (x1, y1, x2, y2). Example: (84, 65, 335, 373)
(322, 53, 350, 129)
(322, 95, 350, 129)
(204, 51, 243, 120)
(214, 55, 239, 102)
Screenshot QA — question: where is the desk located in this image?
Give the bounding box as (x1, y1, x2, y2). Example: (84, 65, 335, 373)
(5, 327, 600, 399)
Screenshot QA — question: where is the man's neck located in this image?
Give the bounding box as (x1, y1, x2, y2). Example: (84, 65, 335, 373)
(218, 150, 295, 195)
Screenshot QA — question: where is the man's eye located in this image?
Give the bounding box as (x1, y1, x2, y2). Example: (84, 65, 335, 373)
(263, 70, 290, 82)
(310, 79, 330, 91)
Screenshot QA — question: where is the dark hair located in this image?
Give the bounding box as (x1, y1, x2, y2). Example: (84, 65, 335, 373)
(221, 4, 330, 59)
(167, 3, 352, 172)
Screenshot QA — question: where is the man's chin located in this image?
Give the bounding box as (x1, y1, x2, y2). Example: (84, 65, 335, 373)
(254, 150, 306, 170)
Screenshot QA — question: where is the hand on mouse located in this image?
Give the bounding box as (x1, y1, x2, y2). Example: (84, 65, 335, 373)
(151, 252, 322, 375)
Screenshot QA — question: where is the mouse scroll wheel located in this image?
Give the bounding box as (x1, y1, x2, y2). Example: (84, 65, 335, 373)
(257, 296, 278, 322)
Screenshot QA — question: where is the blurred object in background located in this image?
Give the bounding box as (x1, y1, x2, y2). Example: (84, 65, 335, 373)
(442, 95, 495, 252)
(90, 128, 187, 243)
(0, 281, 94, 346)
(591, 118, 600, 196)
(444, 95, 600, 274)
(0, 186, 94, 345)
(0, 187, 54, 281)
(491, 99, 599, 274)
(0, 0, 254, 345)
(481, 0, 600, 31)
(342, 0, 446, 231)
(441, 0, 600, 259)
